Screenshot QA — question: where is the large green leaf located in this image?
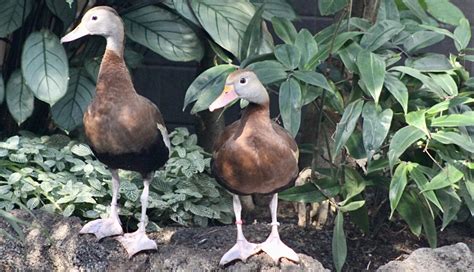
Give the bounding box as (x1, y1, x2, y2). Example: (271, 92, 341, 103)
(250, 0, 296, 20)
(410, 164, 443, 212)
(0, 74, 4, 104)
(390, 66, 445, 98)
(431, 112, 474, 127)
(191, 0, 254, 58)
(278, 183, 326, 203)
(45, 0, 77, 29)
(183, 64, 236, 113)
(427, 97, 474, 115)
(0, 0, 33, 37)
(279, 78, 302, 137)
(163, 0, 200, 25)
(124, 5, 203, 62)
(246, 60, 287, 84)
(294, 29, 318, 70)
(432, 131, 474, 153)
(271, 17, 297, 44)
(356, 50, 386, 104)
(332, 211, 347, 272)
(437, 189, 461, 230)
(384, 73, 408, 114)
(406, 54, 452, 72)
(421, 164, 463, 192)
(362, 102, 393, 161)
(403, 31, 444, 54)
(240, 6, 265, 60)
(319, 0, 348, 16)
(405, 110, 429, 137)
(293, 71, 333, 93)
(360, 20, 404, 51)
(51, 69, 95, 132)
(308, 32, 363, 68)
(332, 99, 364, 161)
(274, 44, 300, 70)
(6, 70, 34, 125)
(397, 191, 422, 236)
(425, 0, 465, 26)
(388, 126, 425, 171)
(21, 30, 68, 105)
(420, 201, 437, 248)
(389, 162, 409, 218)
(429, 73, 457, 96)
(454, 18, 471, 51)
(377, 0, 400, 22)
(338, 42, 362, 73)
(402, 0, 436, 25)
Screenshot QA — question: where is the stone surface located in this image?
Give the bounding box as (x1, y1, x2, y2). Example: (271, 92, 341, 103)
(377, 242, 474, 272)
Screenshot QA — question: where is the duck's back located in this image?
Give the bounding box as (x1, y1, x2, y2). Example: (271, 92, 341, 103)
(84, 50, 169, 176)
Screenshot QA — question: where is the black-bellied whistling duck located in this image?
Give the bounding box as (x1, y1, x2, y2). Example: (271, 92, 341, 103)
(61, 6, 170, 257)
(209, 70, 300, 265)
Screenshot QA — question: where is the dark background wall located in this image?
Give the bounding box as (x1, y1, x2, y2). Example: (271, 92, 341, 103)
(132, 0, 474, 129)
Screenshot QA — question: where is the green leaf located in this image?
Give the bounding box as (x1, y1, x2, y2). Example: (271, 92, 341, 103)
(247, 60, 287, 84)
(191, 0, 254, 58)
(332, 99, 364, 161)
(279, 183, 327, 203)
(362, 102, 393, 160)
(279, 78, 302, 137)
(250, 0, 296, 20)
(437, 189, 461, 230)
(388, 126, 425, 171)
(421, 164, 463, 192)
(332, 211, 347, 272)
(360, 20, 404, 51)
(124, 5, 203, 62)
(427, 97, 474, 115)
(271, 17, 297, 44)
(163, 0, 200, 25)
(293, 71, 333, 93)
(51, 69, 95, 132)
(425, 0, 465, 26)
(0, 0, 33, 37)
(356, 50, 386, 104)
(431, 112, 474, 127)
(21, 30, 69, 105)
(46, 0, 77, 29)
(183, 64, 235, 112)
(420, 202, 437, 248)
(454, 18, 471, 51)
(405, 110, 429, 137)
(403, 31, 444, 53)
(338, 42, 362, 73)
(62, 204, 75, 217)
(342, 168, 366, 204)
(389, 162, 409, 218)
(406, 54, 452, 72)
(410, 164, 443, 212)
(295, 29, 318, 70)
(308, 32, 363, 68)
(384, 73, 408, 114)
(339, 200, 365, 212)
(319, 0, 348, 16)
(240, 5, 265, 60)
(389, 66, 445, 98)
(377, 0, 400, 21)
(460, 181, 474, 216)
(397, 191, 422, 236)
(274, 44, 300, 70)
(6, 70, 34, 125)
(402, 0, 436, 25)
(432, 131, 474, 153)
(429, 73, 457, 96)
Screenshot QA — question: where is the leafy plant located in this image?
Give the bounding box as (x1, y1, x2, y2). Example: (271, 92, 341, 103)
(0, 128, 231, 240)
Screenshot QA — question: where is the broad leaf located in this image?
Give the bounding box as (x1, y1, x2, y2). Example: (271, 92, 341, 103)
(338, 42, 362, 73)
(279, 183, 326, 203)
(420, 201, 437, 248)
(431, 112, 474, 127)
(437, 189, 461, 230)
(293, 71, 333, 93)
(410, 164, 443, 212)
(295, 29, 318, 70)
(319, 0, 348, 16)
(377, 0, 400, 22)
(389, 162, 409, 218)
(51, 69, 95, 132)
(384, 73, 408, 114)
(250, 0, 296, 20)
(425, 0, 465, 26)
(460, 181, 474, 216)
(271, 17, 297, 44)
(332, 211, 347, 272)
(339, 200, 365, 212)
(21, 30, 68, 105)
(421, 164, 463, 192)
(454, 18, 471, 51)
(390, 66, 445, 98)
(274, 44, 300, 70)
(397, 191, 422, 236)
(45, 0, 77, 29)
(6, 70, 34, 125)
(332, 99, 364, 161)
(429, 73, 457, 96)
(362, 102, 393, 160)
(360, 20, 404, 51)
(163, 0, 200, 25)
(388, 126, 425, 171)
(124, 5, 203, 62)
(240, 6, 265, 60)
(432, 131, 474, 153)
(0, 0, 33, 37)
(342, 168, 366, 204)
(308, 32, 363, 68)
(405, 110, 429, 137)
(191, 1, 254, 58)
(356, 50, 385, 104)
(279, 78, 302, 137)
(427, 97, 474, 115)
(402, 0, 436, 25)
(406, 54, 452, 72)
(183, 64, 236, 113)
(247, 60, 287, 84)
(403, 31, 444, 53)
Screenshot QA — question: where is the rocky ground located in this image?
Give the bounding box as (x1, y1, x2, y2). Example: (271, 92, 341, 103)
(0, 209, 473, 271)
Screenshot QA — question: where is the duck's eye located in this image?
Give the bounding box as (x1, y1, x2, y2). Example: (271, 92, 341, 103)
(239, 78, 247, 84)
(92, 16, 98, 21)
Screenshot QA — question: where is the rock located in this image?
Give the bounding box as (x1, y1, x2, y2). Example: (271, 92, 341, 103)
(377, 242, 474, 272)
(0, 210, 329, 271)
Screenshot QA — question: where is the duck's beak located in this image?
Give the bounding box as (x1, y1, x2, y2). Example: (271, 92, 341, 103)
(209, 84, 239, 112)
(60, 23, 89, 43)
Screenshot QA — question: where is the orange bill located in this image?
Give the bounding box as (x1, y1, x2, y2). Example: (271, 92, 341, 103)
(209, 84, 238, 112)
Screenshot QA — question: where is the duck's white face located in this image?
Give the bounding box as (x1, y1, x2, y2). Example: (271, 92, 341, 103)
(61, 6, 122, 43)
(209, 70, 268, 112)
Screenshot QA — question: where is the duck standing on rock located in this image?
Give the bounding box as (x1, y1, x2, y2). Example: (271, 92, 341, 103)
(61, 6, 170, 257)
(209, 70, 300, 265)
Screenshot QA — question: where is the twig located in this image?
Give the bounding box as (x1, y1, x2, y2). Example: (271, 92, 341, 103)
(423, 139, 443, 170)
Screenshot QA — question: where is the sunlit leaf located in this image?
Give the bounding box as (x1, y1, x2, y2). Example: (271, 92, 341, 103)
(389, 162, 409, 218)
(295, 29, 318, 70)
(339, 200, 365, 212)
(247, 60, 287, 84)
(431, 112, 474, 127)
(362, 102, 393, 160)
(429, 73, 457, 96)
(454, 18, 471, 51)
(279, 78, 302, 137)
(240, 6, 265, 60)
(271, 17, 297, 44)
(403, 31, 444, 53)
(405, 110, 429, 137)
(377, 0, 400, 22)
(275, 44, 300, 70)
(421, 164, 463, 192)
(427, 97, 474, 115)
(332, 211, 347, 272)
(384, 73, 408, 114)
(360, 20, 404, 51)
(293, 70, 333, 93)
(406, 54, 452, 72)
(332, 99, 364, 161)
(425, 0, 465, 26)
(338, 42, 362, 73)
(390, 66, 445, 98)
(388, 126, 425, 171)
(431, 130, 474, 153)
(6, 70, 34, 125)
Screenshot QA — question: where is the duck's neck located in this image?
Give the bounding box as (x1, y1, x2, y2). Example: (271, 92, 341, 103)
(105, 31, 124, 57)
(96, 49, 134, 96)
(241, 102, 271, 125)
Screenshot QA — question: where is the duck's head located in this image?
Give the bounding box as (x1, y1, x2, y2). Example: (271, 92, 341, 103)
(61, 6, 123, 44)
(209, 70, 269, 112)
